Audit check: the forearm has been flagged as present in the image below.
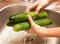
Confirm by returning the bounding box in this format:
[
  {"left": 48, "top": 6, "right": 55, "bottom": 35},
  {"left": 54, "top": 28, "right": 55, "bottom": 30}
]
[
  {"left": 36, "top": 27, "right": 60, "bottom": 37},
  {"left": 46, "top": 27, "right": 60, "bottom": 37}
]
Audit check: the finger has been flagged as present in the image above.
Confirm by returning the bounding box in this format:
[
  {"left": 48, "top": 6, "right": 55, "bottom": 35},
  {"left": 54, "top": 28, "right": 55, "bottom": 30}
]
[
  {"left": 27, "top": 15, "right": 35, "bottom": 26},
  {"left": 35, "top": 2, "right": 49, "bottom": 14},
  {"left": 35, "top": 4, "right": 42, "bottom": 14},
  {"left": 27, "top": 1, "right": 39, "bottom": 11}
]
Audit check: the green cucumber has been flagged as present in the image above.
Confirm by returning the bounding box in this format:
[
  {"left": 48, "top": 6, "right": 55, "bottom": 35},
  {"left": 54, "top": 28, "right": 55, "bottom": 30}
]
[
  {"left": 13, "top": 18, "right": 52, "bottom": 31},
  {"left": 9, "top": 11, "right": 47, "bottom": 23}
]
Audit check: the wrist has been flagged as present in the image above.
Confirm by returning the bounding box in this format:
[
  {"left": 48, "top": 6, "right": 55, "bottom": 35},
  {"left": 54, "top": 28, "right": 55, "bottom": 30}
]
[{"left": 35, "top": 27, "right": 49, "bottom": 37}]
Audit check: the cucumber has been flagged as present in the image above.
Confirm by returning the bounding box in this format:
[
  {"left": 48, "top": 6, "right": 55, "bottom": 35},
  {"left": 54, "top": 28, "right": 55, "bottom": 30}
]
[
  {"left": 13, "top": 22, "right": 30, "bottom": 31},
  {"left": 9, "top": 12, "right": 28, "bottom": 23},
  {"left": 9, "top": 11, "right": 47, "bottom": 23},
  {"left": 13, "top": 18, "right": 52, "bottom": 31},
  {"left": 7, "top": 22, "right": 16, "bottom": 26},
  {"left": 36, "top": 11, "right": 47, "bottom": 19}
]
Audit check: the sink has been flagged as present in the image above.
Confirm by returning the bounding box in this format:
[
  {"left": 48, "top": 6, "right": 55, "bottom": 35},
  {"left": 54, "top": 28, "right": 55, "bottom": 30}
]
[{"left": 0, "top": 4, "right": 60, "bottom": 44}]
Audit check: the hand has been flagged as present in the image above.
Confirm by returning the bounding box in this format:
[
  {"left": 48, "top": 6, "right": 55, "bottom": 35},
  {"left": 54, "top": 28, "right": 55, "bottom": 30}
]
[
  {"left": 26, "top": 0, "right": 51, "bottom": 14},
  {"left": 26, "top": 15, "right": 47, "bottom": 37}
]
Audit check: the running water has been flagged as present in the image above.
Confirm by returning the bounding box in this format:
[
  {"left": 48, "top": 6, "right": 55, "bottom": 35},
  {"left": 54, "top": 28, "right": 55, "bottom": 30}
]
[
  {"left": 0, "top": 26, "right": 47, "bottom": 44},
  {"left": 22, "top": 34, "right": 46, "bottom": 44}
]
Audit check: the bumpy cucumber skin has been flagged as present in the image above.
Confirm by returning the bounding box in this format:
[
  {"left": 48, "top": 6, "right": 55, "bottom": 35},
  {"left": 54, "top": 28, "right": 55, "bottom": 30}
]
[
  {"left": 9, "top": 12, "right": 28, "bottom": 23},
  {"left": 9, "top": 11, "right": 47, "bottom": 23},
  {"left": 13, "top": 22, "right": 30, "bottom": 31},
  {"left": 13, "top": 18, "right": 52, "bottom": 31},
  {"left": 37, "top": 12, "right": 47, "bottom": 19},
  {"left": 35, "top": 18, "right": 52, "bottom": 26}
]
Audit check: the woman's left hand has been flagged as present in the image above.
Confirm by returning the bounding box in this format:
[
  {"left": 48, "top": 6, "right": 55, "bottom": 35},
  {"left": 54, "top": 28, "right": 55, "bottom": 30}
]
[{"left": 26, "top": 15, "right": 47, "bottom": 37}]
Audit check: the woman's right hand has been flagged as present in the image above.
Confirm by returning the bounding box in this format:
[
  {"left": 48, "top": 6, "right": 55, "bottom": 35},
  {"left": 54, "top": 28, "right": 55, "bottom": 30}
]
[{"left": 26, "top": 0, "right": 52, "bottom": 14}]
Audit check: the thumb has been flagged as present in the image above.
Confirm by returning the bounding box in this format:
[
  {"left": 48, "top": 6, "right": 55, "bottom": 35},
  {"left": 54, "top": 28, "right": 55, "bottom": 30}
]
[{"left": 27, "top": 15, "right": 35, "bottom": 26}]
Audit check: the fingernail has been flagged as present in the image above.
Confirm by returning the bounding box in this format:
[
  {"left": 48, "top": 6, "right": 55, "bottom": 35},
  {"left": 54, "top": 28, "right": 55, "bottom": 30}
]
[{"left": 35, "top": 11, "right": 38, "bottom": 15}]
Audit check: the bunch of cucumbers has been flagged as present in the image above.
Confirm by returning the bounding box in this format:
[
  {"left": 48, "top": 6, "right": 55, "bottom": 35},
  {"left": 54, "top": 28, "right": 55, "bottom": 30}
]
[{"left": 7, "top": 11, "right": 52, "bottom": 31}]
